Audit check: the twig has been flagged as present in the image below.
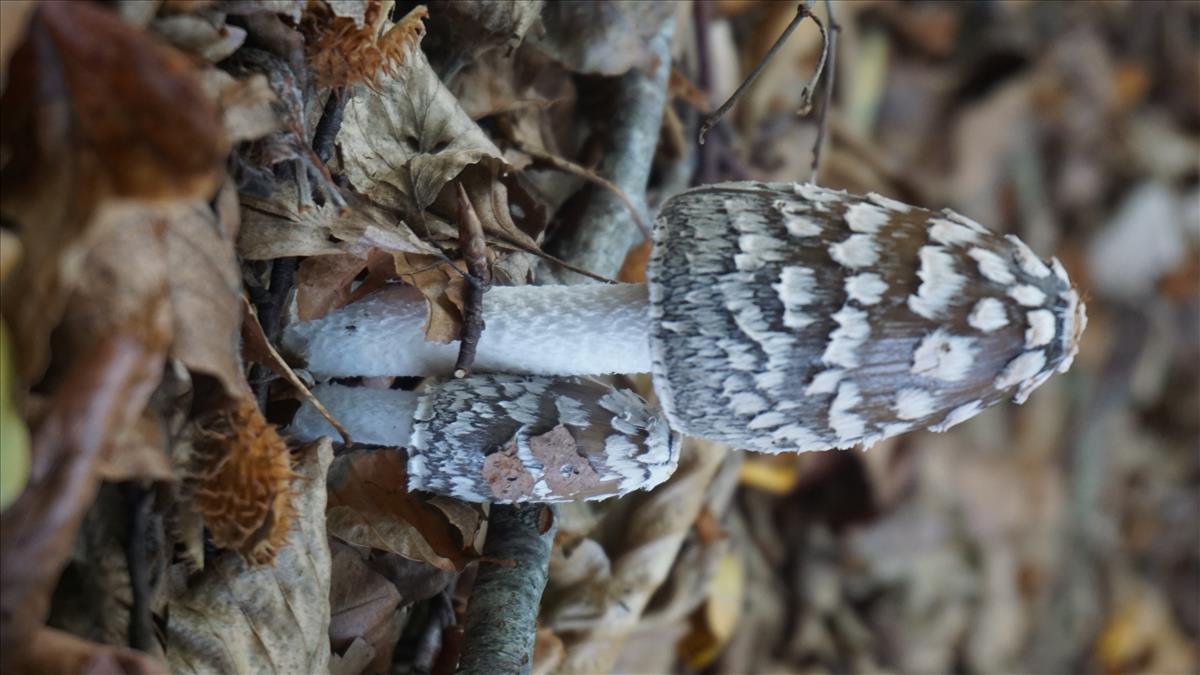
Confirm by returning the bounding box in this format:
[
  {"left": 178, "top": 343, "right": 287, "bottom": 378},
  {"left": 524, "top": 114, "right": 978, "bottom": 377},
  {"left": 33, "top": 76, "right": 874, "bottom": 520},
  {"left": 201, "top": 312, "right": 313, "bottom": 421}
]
[
  {"left": 453, "top": 183, "right": 491, "bottom": 378},
  {"left": 547, "top": 17, "right": 675, "bottom": 281},
  {"left": 312, "top": 88, "right": 347, "bottom": 166},
  {"left": 241, "top": 297, "right": 354, "bottom": 446},
  {"left": 124, "top": 483, "right": 155, "bottom": 653},
  {"left": 809, "top": 0, "right": 839, "bottom": 183},
  {"left": 510, "top": 138, "right": 652, "bottom": 241},
  {"left": 456, "top": 504, "right": 558, "bottom": 675},
  {"left": 698, "top": 2, "right": 830, "bottom": 146},
  {"left": 252, "top": 256, "right": 296, "bottom": 409}
]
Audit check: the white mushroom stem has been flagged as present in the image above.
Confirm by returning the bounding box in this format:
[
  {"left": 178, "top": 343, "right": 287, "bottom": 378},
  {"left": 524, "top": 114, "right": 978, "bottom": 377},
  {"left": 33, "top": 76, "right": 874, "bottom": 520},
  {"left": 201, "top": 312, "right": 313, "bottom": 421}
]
[
  {"left": 291, "top": 384, "right": 415, "bottom": 446},
  {"left": 283, "top": 283, "right": 651, "bottom": 377}
]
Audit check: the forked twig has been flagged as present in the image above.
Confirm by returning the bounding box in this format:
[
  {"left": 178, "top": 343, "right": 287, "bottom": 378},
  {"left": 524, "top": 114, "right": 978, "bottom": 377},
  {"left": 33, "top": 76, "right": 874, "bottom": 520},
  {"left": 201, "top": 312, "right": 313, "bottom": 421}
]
[{"left": 697, "top": 2, "right": 833, "bottom": 147}]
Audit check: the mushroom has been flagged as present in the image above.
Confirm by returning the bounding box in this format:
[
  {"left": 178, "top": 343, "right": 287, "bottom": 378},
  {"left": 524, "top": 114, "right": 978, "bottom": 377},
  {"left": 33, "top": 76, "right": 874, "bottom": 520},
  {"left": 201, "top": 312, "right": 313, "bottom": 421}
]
[
  {"left": 291, "top": 374, "right": 677, "bottom": 503},
  {"left": 285, "top": 181, "right": 1086, "bottom": 456}
]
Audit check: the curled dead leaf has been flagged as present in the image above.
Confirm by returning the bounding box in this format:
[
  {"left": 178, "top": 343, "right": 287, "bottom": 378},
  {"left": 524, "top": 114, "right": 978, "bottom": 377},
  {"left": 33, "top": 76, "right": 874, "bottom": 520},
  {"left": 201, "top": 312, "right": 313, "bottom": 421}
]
[{"left": 326, "top": 448, "right": 481, "bottom": 571}]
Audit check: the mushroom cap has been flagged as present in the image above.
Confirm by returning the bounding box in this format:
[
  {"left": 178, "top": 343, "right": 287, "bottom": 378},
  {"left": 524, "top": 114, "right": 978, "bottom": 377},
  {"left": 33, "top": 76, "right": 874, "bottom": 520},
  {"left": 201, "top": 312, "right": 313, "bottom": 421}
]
[
  {"left": 409, "top": 375, "right": 677, "bottom": 503},
  {"left": 647, "top": 182, "right": 1085, "bottom": 453}
]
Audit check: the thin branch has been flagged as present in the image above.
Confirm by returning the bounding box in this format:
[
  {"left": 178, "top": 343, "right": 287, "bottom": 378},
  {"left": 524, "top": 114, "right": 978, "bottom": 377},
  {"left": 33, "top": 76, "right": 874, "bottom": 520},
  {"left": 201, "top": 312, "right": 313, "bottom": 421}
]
[
  {"left": 124, "top": 483, "right": 155, "bottom": 653},
  {"left": 547, "top": 17, "right": 674, "bottom": 281},
  {"left": 456, "top": 504, "right": 558, "bottom": 675},
  {"left": 809, "top": 0, "right": 840, "bottom": 183},
  {"left": 510, "top": 138, "right": 652, "bottom": 241},
  {"left": 698, "top": 2, "right": 831, "bottom": 146}
]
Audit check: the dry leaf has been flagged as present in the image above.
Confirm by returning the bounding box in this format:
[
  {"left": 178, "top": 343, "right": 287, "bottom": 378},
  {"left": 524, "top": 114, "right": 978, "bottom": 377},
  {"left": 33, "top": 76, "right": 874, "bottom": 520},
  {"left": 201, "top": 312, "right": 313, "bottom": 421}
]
[
  {"left": 0, "top": 0, "right": 36, "bottom": 91},
  {"left": 3, "top": 0, "right": 225, "bottom": 207},
  {"left": 547, "top": 438, "right": 728, "bottom": 673},
  {"left": 197, "top": 68, "right": 282, "bottom": 144},
  {"left": 296, "top": 254, "right": 370, "bottom": 321},
  {"left": 168, "top": 439, "right": 333, "bottom": 674},
  {"left": 0, "top": 336, "right": 164, "bottom": 661},
  {"left": 165, "top": 187, "right": 249, "bottom": 400},
  {"left": 0, "top": 1, "right": 225, "bottom": 383},
  {"left": 356, "top": 251, "right": 469, "bottom": 344},
  {"left": 447, "top": 1, "right": 543, "bottom": 48},
  {"left": 96, "top": 409, "right": 174, "bottom": 482},
  {"left": 153, "top": 12, "right": 247, "bottom": 62},
  {"left": 338, "top": 43, "right": 544, "bottom": 246},
  {"left": 13, "top": 625, "right": 167, "bottom": 675},
  {"left": 326, "top": 448, "right": 480, "bottom": 571},
  {"left": 329, "top": 540, "right": 406, "bottom": 674},
  {"left": 239, "top": 183, "right": 439, "bottom": 260}
]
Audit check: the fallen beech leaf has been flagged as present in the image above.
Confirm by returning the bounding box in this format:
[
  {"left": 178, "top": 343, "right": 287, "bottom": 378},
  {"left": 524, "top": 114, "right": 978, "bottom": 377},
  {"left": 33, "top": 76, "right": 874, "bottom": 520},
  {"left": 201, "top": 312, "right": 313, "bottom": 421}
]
[
  {"left": 3, "top": 0, "right": 225, "bottom": 206},
  {"left": 547, "top": 438, "right": 727, "bottom": 673},
  {"left": 338, "top": 42, "right": 545, "bottom": 249},
  {"left": 352, "top": 251, "right": 469, "bottom": 344},
  {"left": 0, "top": 4, "right": 226, "bottom": 383},
  {"left": 153, "top": 12, "right": 247, "bottom": 62},
  {"left": 96, "top": 409, "right": 174, "bottom": 482},
  {"left": 677, "top": 550, "right": 744, "bottom": 668},
  {"left": 329, "top": 637, "right": 376, "bottom": 675},
  {"left": 0, "top": 336, "right": 163, "bottom": 660},
  {"left": 441, "top": 0, "right": 543, "bottom": 55},
  {"left": 296, "top": 254, "right": 369, "bottom": 321},
  {"left": 0, "top": 0, "right": 35, "bottom": 91},
  {"left": 239, "top": 183, "right": 439, "bottom": 261},
  {"left": 326, "top": 448, "right": 478, "bottom": 571},
  {"left": 13, "top": 625, "right": 166, "bottom": 675},
  {"left": 197, "top": 68, "right": 281, "bottom": 143},
  {"left": 168, "top": 439, "right": 333, "bottom": 674},
  {"left": 329, "top": 540, "right": 406, "bottom": 674},
  {"left": 165, "top": 185, "right": 249, "bottom": 399}
]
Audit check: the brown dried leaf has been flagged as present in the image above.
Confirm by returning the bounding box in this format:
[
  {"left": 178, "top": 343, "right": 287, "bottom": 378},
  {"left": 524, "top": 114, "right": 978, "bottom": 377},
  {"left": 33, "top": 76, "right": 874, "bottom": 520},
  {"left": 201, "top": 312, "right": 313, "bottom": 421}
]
[
  {"left": 1, "top": 2, "right": 225, "bottom": 383},
  {"left": 393, "top": 253, "right": 467, "bottom": 344},
  {"left": 197, "top": 68, "right": 281, "bottom": 143},
  {"left": 326, "top": 448, "right": 479, "bottom": 571},
  {"left": 152, "top": 11, "right": 247, "bottom": 62},
  {"left": 547, "top": 438, "right": 728, "bottom": 673},
  {"left": 0, "top": 336, "right": 164, "bottom": 660},
  {"left": 0, "top": 0, "right": 35, "bottom": 91},
  {"left": 165, "top": 186, "right": 249, "bottom": 400},
  {"left": 2, "top": 0, "right": 225, "bottom": 208},
  {"left": 296, "top": 254, "right": 369, "bottom": 321},
  {"left": 337, "top": 43, "right": 545, "bottom": 248},
  {"left": 439, "top": 0, "right": 544, "bottom": 55},
  {"left": 96, "top": 409, "right": 174, "bottom": 482},
  {"left": 529, "top": 1, "right": 675, "bottom": 76},
  {"left": 12, "top": 626, "right": 167, "bottom": 675},
  {"left": 239, "top": 183, "right": 440, "bottom": 260},
  {"left": 329, "top": 540, "right": 405, "bottom": 674},
  {"left": 168, "top": 439, "right": 333, "bottom": 674}
]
